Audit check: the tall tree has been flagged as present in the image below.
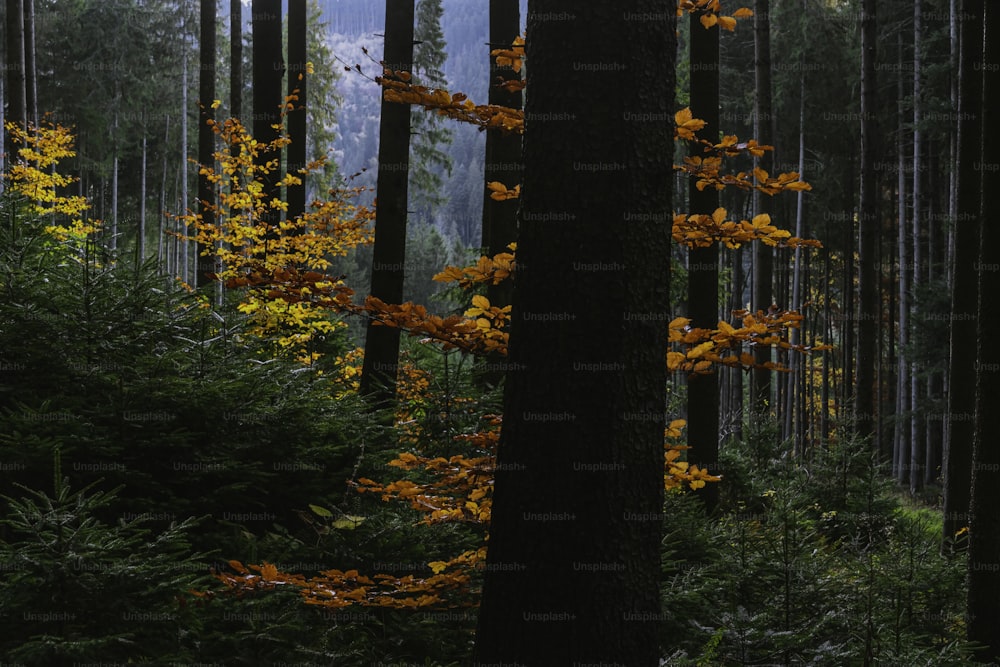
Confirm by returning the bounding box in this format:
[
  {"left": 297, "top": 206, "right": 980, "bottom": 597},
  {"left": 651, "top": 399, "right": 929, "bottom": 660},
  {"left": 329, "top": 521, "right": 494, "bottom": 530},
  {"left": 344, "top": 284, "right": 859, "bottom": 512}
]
[
  {"left": 479, "top": 0, "right": 523, "bottom": 388},
  {"left": 286, "top": 0, "right": 308, "bottom": 223},
  {"left": 482, "top": 0, "right": 522, "bottom": 309},
  {"left": 23, "top": 0, "right": 36, "bottom": 128},
  {"left": 472, "top": 0, "right": 675, "bottom": 662},
  {"left": 751, "top": 0, "right": 774, "bottom": 415},
  {"left": 231, "top": 0, "right": 242, "bottom": 124},
  {"left": 252, "top": 0, "right": 285, "bottom": 228},
  {"left": 942, "top": 0, "right": 983, "bottom": 548},
  {"left": 409, "top": 0, "right": 452, "bottom": 221},
  {"left": 358, "top": 0, "right": 415, "bottom": 405},
  {"left": 686, "top": 6, "right": 720, "bottom": 511},
  {"left": 197, "top": 0, "right": 217, "bottom": 287},
  {"left": 4, "top": 0, "right": 26, "bottom": 162},
  {"left": 910, "top": 0, "right": 925, "bottom": 494},
  {"left": 968, "top": 0, "right": 996, "bottom": 657},
  {"left": 855, "top": 0, "right": 879, "bottom": 440}
]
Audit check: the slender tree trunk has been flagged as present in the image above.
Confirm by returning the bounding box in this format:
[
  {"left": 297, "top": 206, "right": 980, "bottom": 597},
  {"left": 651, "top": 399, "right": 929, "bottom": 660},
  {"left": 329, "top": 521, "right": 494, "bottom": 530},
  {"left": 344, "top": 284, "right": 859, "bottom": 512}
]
[
  {"left": 908, "top": 0, "right": 925, "bottom": 495},
  {"left": 730, "top": 247, "right": 744, "bottom": 442},
  {"left": 197, "top": 0, "right": 217, "bottom": 287},
  {"left": 111, "top": 122, "right": 119, "bottom": 253},
  {"left": 181, "top": 42, "right": 190, "bottom": 283},
  {"left": 968, "top": 2, "right": 997, "bottom": 654},
  {"left": 943, "top": 0, "right": 984, "bottom": 549},
  {"left": 895, "top": 62, "right": 910, "bottom": 484},
  {"left": 785, "top": 68, "right": 806, "bottom": 455},
  {"left": 358, "top": 0, "right": 415, "bottom": 405},
  {"left": 159, "top": 117, "right": 170, "bottom": 273},
  {"left": 286, "top": 0, "right": 307, "bottom": 223},
  {"left": 480, "top": 0, "right": 522, "bottom": 388},
  {"left": 752, "top": 0, "right": 774, "bottom": 416},
  {"left": 855, "top": 0, "right": 879, "bottom": 441},
  {"left": 139, "top": 134, "right": 147, "bottom": 265},
  {"left": 686, "top": 5, "right": 720, "bottom": 511},
  {"left": 472, "top": 1, "right": 674, "bottom": 660}
]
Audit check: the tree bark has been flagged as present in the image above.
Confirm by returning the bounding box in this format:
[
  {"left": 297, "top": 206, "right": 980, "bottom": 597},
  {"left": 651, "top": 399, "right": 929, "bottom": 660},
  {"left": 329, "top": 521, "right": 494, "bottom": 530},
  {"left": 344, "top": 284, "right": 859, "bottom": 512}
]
[
  {"left": 198, "top": 0, "right": 217, "bottom": 287},
  {"left": 943, "top": 0, "right": 984, "bottom": 549},
  {"left": 968, "top": 0, "right": 998, "bottom": 656},
  {"left": 286, "top": 0, "right": 308, "bottom": 223},
  {"left": 686, "top": 6, "right": 720, "bottom": 512},
  {"left": 478, "top": 0, "right": 523, "bottom": 389},
  {"left": 472, "top": 1, "right": 674, "bottom": 662},
  {"left": 4, "top": 0, "right": 26, "bottom": 161},
  {"left": 909, "top": 0, "right": 924, "bottom": 494},
  {"left": 358, "top": 0, "right": 415, "bottom": 405},
  {"left": 231, "top": 0, "right": 242, "bottom": 123},
  {"left": 22, "top": 0, "right": 36, "bottom": 128},
  {"left": 752, "top": 0, "right": 774, "bottom": 415},
  {"left": 252, "top": 0, "right": 285, "bottom": 235},
  {"left": 855, "top": 0, "right": 879, "bottom": 441}
]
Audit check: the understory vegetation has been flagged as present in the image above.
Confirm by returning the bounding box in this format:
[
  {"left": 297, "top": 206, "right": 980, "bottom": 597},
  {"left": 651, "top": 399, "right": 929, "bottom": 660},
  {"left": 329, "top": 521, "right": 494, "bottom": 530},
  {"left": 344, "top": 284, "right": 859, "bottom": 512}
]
[{"left": 0, "top": 193, "right": 980, "bottom": 664}]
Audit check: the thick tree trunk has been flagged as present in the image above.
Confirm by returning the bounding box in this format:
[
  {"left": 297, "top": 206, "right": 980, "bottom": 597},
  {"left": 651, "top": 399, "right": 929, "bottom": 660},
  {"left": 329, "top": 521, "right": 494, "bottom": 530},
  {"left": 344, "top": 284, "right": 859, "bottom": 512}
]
[
  {"left": 943, "top": 0, "right": 983, "bottom": 549},
  {"left": 479, "top": 0, "right": 522, "bottom": 387},
  {"left": 472, "top": 1, "right": 674, "bottom": 662},
  {"left": 968, "top": 1, "right": 997, "bottom": 656},
  {"left": 687, "top": 7, "right": 720, "bottom": 511},
  {"left": 358, "top": 0, "right": 415, "bottom": 405},
  {"left": 252, "top": 0, "right": 285, "bottom": 235},
  {"left": 22, "top": 0, "right": 36, "bottom": 128},
  {"left": 286, "top": 0, "right": 307, "bottom": 223},
  {"left": 4, "top": 0, "right": 26, "bottom": 161},
  {"left": 197, "top": 0, "right": 217, "bottom": 287},
  {"left": 855, "top": 0, "right": 879, "bottom": 441}
]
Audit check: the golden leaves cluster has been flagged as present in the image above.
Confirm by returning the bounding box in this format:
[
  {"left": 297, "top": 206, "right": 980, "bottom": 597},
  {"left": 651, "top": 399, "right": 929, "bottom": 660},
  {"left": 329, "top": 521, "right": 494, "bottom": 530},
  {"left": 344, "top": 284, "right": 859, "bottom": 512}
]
[
  {"left": 3, "top": 120, "right": 98, "bottom": 241},
  {"left": 673, "top": 208, "right": 823, "bottom": 249}
]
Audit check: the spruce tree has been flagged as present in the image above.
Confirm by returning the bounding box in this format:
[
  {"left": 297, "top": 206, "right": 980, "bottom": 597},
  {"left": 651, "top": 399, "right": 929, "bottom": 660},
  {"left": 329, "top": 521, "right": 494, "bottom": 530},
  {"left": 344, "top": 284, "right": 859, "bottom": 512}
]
[{"left": 409, "top": 0, "right": 453, "bottom": 223}]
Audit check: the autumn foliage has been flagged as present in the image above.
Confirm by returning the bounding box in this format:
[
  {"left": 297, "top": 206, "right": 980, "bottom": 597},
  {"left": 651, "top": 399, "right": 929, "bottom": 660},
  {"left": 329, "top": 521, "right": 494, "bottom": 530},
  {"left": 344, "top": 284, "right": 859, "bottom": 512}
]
[{"left": 204, "top": 9, "right": 834, "bottom": 612}]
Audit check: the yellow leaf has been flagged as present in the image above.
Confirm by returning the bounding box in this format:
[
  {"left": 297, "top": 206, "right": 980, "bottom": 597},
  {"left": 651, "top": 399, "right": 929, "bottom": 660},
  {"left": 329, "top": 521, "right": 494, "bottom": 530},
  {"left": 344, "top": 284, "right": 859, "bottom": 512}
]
[
  {"left": 734, "top": 7, "right": 754, "bottom": 18},
  {"left": 428, "top": 560, "right": 448, "bottom": 574},
  {"left": 700, "top": 12, "right": 718, "bottom": 28},
  {"left": 719, "top": 15, "right": 737, "bottom": 31}
]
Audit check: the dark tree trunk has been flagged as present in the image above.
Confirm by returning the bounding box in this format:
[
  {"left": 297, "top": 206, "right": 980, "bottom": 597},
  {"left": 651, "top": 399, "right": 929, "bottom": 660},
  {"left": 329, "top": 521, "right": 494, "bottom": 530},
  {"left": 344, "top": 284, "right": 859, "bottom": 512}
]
[
  {"left": 22, "top": 0, "right": 35, "bottom": 128},
  {"left": 197, "top": 0, "right": 217, "bottom": 288},
  {"left": 4, "top": 0, "right": 26, "bottom": 161},
  {"left": 968, "top": 0, "right": 998, "bottom": 657},
  {"left": 855, "top": 0, "right": 879, "bottom": 441},
  {"left": 252, "top": 0, "right": 285, "bottom": 232},
  {"left": 479, "top": 0, "right": 522, "bottom": 387},
  {"left": 231, "top": 0, "right": 242, "bottom": 128},
  {"left": 286, "top": 0, "right": 308, "bottom": 223},
  {"left": 752, "top": 0, "right": 774, "bottom": 415},
  {"left": 943, "top": 0, "right": 984, "bottom": 549},
  {"left": 472, "top": 1, "right": 675, "bottom": 663},
  {"left": 686, "top": 7, "right": 720, "bottom": 512},
  {"left": 358, "top": 0, "right": 415, "bottom": 405}
]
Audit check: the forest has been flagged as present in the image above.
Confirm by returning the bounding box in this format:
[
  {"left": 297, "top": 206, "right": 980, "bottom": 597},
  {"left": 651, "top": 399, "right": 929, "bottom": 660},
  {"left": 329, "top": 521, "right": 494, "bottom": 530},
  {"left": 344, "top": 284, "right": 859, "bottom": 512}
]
[{"left": 0, "top": 0, "right": 997, "bottom": 664}]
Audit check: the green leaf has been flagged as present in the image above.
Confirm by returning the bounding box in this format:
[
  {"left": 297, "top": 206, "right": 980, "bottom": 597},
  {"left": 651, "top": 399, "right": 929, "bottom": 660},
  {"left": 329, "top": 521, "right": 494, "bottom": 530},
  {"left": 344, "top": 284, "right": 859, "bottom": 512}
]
[{"left": 308, "top": 503, "right": 333, "bottom": 518}]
